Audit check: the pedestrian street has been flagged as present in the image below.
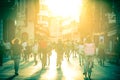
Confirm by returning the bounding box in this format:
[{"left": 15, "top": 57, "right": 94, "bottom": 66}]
[{"left": 0, "top": 51, "right": 120, "bottom": 80}]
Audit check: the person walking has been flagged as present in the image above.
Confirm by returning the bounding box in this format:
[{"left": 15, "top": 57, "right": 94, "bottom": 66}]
[
  {"left": 32, "top": 41, "right": 39, "bottom": 65},
  {"left": 83, "top": 37, "right": 95, "bottom": 79},
  {"left": 11, "top": 38, "right": 22, "bottom": 75},
  {"left": 56, "top": 39, "right": 64, "bottom": 68},
  {"left": 114, "top": 39, "right": 120, "bottom": 65},
  {"left": 24, "top": 42, "right": 31, "bottom": 62},
  {"left": 0, "top": 40, "right": 5, "bottom": 67},
  {"left": 98, "top": 39, "right": 106, "bottom": 66},
  {"left": 40, "top": 39, "right": 48, "bottom": 68},
  {"left": 4, "top": 40, "right": 11, "bottom": 59},
  {"left": 21, "top": 41, "right": 27, "bottom": 61}
]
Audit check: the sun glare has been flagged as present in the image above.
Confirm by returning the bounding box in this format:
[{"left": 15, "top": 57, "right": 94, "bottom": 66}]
[
  {"left": 49, "top": 49, "right": 57, "bottom": 70},
  {"left": 46, "top": 0, "right": 82, "bottom": 21}
]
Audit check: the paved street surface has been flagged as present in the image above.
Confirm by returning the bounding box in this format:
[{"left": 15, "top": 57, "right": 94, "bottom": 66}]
[{"left": 0, "top": 53, "right": 120, "bottom": 80}]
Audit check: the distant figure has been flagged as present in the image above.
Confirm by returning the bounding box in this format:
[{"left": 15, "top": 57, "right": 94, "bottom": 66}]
[
  {"left": 56, "top": 39, "right": 64, "bottom": 68},
  {"left": 21, "top": 41, "right": 27, "bottom": 61},
  {"left": 25, "top": 42, "right": 32, "bottom": 62},
  {"left": 114, "top": 39, "right": 120, "bottom": 65},
  {"left": 32, "top": 41, "right": 39, "bottom": 65},
  {"left": 4, "top": 40, "right": 11, "bottom": 58},
  {"left": 83, "top": 37, "right": 95, "bottom": 79},
  {"left": 11, "top": 38, "right": 22, "bottom": 75},
  {"left": 78, "top": 41, "right": 84, "bottom": 66},
  {"left": 39, "top": 39, "right": 48, "bottom": 68},
  {"left": 0, "top": 40, "right": 5, "bottom": 66},
  {"left": 98, "top": 39, "right": 105, "bottom": 66}
]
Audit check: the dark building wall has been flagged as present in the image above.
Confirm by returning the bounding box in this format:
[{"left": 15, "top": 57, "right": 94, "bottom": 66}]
[
  {"left": 0, "top": 0, "right": 16, "bottom": 41},
  {"left": 3, "top": 19, "right": 15, "bottom": 41}
]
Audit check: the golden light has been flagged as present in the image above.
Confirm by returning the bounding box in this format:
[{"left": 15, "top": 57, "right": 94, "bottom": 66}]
[
  {"left": 46, "top": 0, "right": 82, "bottom": 22},
  {"left": 61, "top": 57, "right": 84, "bottom": 80},
  {"left": 41, "top": 50, "right": 57, "bottom": 80},
  {"left": 49, "top": 49, "right": 57, "bottom": 70}
]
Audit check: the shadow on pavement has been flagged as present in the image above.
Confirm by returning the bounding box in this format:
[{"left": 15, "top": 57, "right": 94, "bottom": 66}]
[
  {"left": 57, "top": 68, "right": 63, "bottom": 80},
  {"left": 84, "top": 77, "right": 93, "bottom": 80},
  {"left": 27, "top": 68, "right": 46, "bottom": 79},
  {"left": 103, "top": 65, "right": 110, "bottom": 67},
  {"left": 20, "top": 61, "right": 34, "bottom": 69},
  {"left": 6, "top": 75, "right": 17, "bottom": 80}
]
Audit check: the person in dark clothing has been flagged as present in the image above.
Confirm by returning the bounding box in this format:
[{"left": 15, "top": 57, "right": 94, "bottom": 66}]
[
  {"left": 114, "top": 39, "right": 120, "bottom": 65},
  {"left": 24, "top": 42, "right": 31, "bottom": 62},
  {"left": 47, "top": 42, "right": 52, "bottom": 66},
  {"left": 32, "top": 41, "right": 39, "bottom": 65},
  {"left": 98, "top": 39, "right": 105, "bottom": 66},
  {"left": 40, "top": 39, "right": 48, "bottom": 68},
  {"left": 56, "top": 39, "right": 64, "bottom": 68},
  {"left": 0, "top": 40, "right": 5, "bottom": 66},
  {"left": 38, "top": 40, "right": 43, "bottom": 61},
  {"left": 11, "top": 38, "right": 22, "bottom": 75}
]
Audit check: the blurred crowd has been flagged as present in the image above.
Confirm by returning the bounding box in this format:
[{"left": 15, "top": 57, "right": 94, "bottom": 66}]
[{"left": 0, "top": 36, "right": 120, "bottom": 78}]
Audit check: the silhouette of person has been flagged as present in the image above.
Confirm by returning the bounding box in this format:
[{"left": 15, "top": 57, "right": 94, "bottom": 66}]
[
  {"left": 11, "top": 38, "right": 22, "bottom": 75},
  {"left": 40, "top": 39, "right": 48, "bottom": 68},
  {"left": 98, "top": 39, "right": 105, "bottom": 66},
  {"left": 0, "top": 40, "right": 5, "bottom": 66}
]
